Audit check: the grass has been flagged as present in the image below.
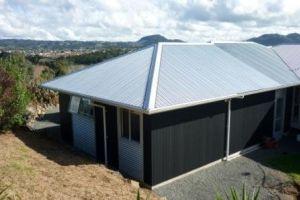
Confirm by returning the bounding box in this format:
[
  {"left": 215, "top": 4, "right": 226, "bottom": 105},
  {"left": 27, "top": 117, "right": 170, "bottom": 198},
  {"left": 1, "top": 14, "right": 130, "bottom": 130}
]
[
  {"left": 0, "top": 131, "right": 157, "bottom": 199},
  {"left": 267, "top": 154, "right": 300, "bottom": 185}
]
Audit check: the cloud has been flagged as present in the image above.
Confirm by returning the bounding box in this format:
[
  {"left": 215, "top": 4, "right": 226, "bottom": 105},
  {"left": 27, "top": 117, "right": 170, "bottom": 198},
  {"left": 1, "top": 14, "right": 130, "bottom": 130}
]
[{"left": 0, "top": 0, "right": 299, "bottom": 42}]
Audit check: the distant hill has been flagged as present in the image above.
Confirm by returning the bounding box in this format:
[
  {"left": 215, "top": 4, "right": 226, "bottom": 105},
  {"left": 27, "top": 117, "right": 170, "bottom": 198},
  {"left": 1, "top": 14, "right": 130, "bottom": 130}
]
[
  {"left": 0, "top": 34, "right": 183, "bottom": 52},
  {"left": 247, "top": 33, "right": 300, "bottom": 46},
  {"left": 137, "top": 34, "right": 183, "bottom": 46}
]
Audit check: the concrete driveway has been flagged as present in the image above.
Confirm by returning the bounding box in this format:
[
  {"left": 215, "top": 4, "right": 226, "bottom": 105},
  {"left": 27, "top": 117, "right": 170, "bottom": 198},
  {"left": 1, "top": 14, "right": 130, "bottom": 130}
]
[{"left": 154, "top": 136, "right": 300, "bottom": 200}]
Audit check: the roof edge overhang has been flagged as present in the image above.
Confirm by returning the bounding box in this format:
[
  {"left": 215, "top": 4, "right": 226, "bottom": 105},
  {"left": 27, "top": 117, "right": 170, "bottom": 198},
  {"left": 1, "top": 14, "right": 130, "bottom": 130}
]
[
  {"left": 145, "top": 82, "right": 300, "bottom": 114},
  {"left": 42, "top": 82, "right": 300, "bottom": 115},
  {"left": 41, "top": 85, "right": 147, "bottom": 113}
]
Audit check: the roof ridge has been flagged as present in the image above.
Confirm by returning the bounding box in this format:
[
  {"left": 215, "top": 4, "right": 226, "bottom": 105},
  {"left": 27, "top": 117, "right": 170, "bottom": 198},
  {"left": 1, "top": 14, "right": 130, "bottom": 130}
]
[
  {"left": 142, "top": 43, "right": 163, "bottom": 111},
  {"left": 271, "top": 47, "right": 300, "bottom": 79}
]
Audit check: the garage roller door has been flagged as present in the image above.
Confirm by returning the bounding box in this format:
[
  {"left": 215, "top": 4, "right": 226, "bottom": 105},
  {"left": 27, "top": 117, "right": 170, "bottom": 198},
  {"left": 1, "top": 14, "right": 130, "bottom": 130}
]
[{"left": 72, "top": 114, "right": 96, "bottom": 157}]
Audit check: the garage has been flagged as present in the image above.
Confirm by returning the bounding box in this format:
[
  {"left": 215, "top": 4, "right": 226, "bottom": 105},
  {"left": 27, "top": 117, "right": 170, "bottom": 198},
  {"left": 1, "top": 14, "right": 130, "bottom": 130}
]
[{"left": 70, "top": 97, "right": 96, "bottom": 157}]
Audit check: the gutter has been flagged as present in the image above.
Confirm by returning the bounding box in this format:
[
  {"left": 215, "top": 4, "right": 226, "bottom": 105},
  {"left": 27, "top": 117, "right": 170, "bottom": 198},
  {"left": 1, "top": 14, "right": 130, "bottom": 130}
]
[
  {"left": 40, "top": 85, "right": 147, "bottom": 114},
  {"left": 147, "top": 82, "right": 300, "bottom": 114},
  {"left": 41, "top": 82, "right": 300, "bottom": 115}
]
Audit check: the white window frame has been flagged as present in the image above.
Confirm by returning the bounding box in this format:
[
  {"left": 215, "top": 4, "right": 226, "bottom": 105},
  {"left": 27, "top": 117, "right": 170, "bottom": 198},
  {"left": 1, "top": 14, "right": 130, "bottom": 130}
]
[
  {"left": 117, "top": 108, "right": 143, "bottom": 145},
  {"left": 78, "top": 98, "right": 94, "bottom": 118},
  {"left": 273, "top": 89, "right": 286, "bottom": 140},
  {"left": 68, "top": 96, "right": 81, "bottom": 114}
]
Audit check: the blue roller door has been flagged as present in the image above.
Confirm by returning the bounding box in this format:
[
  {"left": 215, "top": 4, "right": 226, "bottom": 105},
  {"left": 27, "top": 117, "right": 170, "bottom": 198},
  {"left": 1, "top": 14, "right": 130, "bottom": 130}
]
[{"left": 72, "top": 114, "right": 96, "bottom": 157}]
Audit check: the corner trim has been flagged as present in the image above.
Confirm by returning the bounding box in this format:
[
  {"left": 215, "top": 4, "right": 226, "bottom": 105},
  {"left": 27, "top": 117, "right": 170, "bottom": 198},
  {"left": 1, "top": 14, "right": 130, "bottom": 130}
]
[{"left": 147, "top": 43, "right": 163, "bottom": 110}]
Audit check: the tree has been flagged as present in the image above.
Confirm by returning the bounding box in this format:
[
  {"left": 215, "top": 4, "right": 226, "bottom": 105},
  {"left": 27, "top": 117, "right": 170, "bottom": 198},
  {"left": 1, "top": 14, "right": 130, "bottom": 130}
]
[
  {"left": 53, "top": 59, "right": 71, "bottom": 76},
  {"left": 0, "top": 54, "right": 31, "bottom": 130}
]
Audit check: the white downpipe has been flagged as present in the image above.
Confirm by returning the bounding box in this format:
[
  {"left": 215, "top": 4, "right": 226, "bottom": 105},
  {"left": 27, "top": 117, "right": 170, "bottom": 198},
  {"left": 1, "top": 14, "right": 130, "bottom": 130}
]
[{"left": 225, "top": 99, "right": 231, "bottom": 161}]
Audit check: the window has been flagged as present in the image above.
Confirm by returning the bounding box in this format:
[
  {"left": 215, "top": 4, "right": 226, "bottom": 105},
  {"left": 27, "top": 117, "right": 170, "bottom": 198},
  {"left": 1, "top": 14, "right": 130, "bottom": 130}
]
[
  {"left": 121, "top": 109, "right": 129, "bottom": 139},
  {"left": 69, "top": 96, "right": 81, "bottom": 113},
  {"left": 130, "top": 112, "right": 140, "bottom": 142},
  {"left": 120, "top": 109, "right": 141, "bottom": 143},
  {"left": 78, "top": 98, "right": 94, "bottom": 117}
]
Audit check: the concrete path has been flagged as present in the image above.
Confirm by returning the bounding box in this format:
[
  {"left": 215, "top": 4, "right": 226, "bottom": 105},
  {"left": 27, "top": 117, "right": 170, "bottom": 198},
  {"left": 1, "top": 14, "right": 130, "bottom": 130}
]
[
  {"left": 30, "top": 106, "right": 61, "bottom": 140},
  {"left": 154, "top": 136, "right": 300, "bottom": 200}
]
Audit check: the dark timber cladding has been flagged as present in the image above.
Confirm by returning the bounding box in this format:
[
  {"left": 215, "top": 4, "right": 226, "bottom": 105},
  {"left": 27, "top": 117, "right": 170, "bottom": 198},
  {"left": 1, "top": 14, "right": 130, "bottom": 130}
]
[
  {"left": 284, "top": 87, "right": 293, "bottom": 132},
  {"left": 230, "top": 91, "right": 275, "bottom": 154},
  {"left": 94, "top": 103, "right": 119, "bottom": 168},
  {"left": 59, "top": 93, "right": 73, "bottom": 144},
  {"left": 144, "top": 101, "right": 227, "bottom": 185}
]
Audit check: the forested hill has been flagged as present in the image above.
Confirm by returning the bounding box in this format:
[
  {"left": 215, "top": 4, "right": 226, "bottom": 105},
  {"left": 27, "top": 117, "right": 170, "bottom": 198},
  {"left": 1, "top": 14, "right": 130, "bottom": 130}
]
[
  {"left": 0, "top": 34, "right": 183, "bottom": 52},
  {"left": 247, "top": 33, "right": 300, "bottom": 46}
]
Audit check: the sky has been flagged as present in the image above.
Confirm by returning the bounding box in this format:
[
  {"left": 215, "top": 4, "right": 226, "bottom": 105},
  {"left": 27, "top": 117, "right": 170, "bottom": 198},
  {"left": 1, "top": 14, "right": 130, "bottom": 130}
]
[{"left": 0, "top": 0, "right": 300, "bottom": 42}]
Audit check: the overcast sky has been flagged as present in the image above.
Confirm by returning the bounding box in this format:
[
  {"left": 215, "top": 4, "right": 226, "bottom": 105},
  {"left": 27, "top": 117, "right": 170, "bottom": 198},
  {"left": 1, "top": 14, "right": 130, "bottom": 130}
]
[{"left": 0, "top": 0, "right": 300, "bottom": 42}]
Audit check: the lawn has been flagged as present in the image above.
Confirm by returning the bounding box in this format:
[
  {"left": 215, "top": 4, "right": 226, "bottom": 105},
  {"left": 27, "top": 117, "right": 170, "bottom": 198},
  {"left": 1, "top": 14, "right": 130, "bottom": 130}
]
[
  {"left": 0, "top": 130, "right": 157, "bottom": 200},
  {"left": 267, "top": 154, "right": 300, "bottom": 185}
]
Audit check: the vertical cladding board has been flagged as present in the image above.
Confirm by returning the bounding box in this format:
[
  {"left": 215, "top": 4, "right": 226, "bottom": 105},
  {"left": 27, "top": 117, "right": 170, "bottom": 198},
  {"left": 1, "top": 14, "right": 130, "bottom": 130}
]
[
  {"left": 230, "top": 91, "right": 275, "bottom": 154},
  {"left": 72, "top": 114, "right": 96, "bottom": 157},
  {"left": 143, "top": 114, "right": 152, "bottom": 185},
  {"left": 95, "top": 106, "right": 105, "bottom": 162},
  {"left": 59, "top": 93, "right": 73, "bottom": 144},
  {"left": 119, "top": 138, "right": 144, "bottom": 180},
  {"left": 148, "top": 101, "right": 227, "bottom": 185}
]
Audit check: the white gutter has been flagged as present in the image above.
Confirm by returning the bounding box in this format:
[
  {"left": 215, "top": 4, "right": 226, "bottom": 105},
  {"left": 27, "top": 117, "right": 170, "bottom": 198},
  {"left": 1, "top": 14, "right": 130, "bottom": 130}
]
[
  {"left": 147, "top": 82, "right": 300, "bottom": 114},
  {"left": 225, "top": 99, "right": 231, "bottom": 161},
  {"left": 42, "top": 82, "right": 300, "bottom": 115},
  {"left": 41, "top": 86, "right": 146, "bottom": 114}
]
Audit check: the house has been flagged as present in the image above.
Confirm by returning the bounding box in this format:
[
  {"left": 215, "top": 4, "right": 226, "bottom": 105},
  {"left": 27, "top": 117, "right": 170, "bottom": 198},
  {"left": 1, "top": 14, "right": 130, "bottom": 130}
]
[
  {"left": 274, "top": 45, "right": 300, "bottom": 130},
  {"left": 42, "top": 42, "right": 300, "bottom": 188}
]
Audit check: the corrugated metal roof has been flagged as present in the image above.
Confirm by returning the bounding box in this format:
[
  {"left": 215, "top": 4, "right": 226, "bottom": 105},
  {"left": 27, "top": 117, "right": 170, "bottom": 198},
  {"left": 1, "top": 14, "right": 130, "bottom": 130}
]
[
  {"left": 215, "top": 42, "right": 300, "bottom": 85},
  {"left": 42, "top": 46, "right": 155, "bottom": 110},
  {"left": 274, "top": 45, "right": 300, "bottom": 77},
  {"left": 42, "top": 42, "right": 300, "bottom": 114},
  {"left": 155, "top": 44, "right": 280, "bottom": 109}
]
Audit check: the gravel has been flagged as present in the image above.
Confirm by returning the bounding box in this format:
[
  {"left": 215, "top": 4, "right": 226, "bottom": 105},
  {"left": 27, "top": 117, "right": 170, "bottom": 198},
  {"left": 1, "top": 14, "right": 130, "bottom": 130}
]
[{"left": 154, "top": 137, "right": 300, "bottom": 200}]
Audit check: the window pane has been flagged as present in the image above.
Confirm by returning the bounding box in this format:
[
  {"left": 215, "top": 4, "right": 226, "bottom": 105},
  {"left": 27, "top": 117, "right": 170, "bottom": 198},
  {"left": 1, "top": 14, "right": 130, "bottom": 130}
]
[
  {"left": 131, "top": 113, "right": 140, "bottom": 142},
  {"left": 276, "top": 98, "right": 283, "bottom": 117},
  {"left": 78, "top": 98, "right": 94, "bottom": 117},
  {"left": 69, "top": 96, "right": 81, "bottom": 113},
  {"left": 275, "top": 119, "right": 282, "bottom": 132},
  {"left": 121, "top": 110, "right": 129, "bottom": 139},
  {"left": 295, "top": 88, "right": 300, "bottom": 102},
  {"left": 294, "top": 105, "right": 299, "bottom": 121}
]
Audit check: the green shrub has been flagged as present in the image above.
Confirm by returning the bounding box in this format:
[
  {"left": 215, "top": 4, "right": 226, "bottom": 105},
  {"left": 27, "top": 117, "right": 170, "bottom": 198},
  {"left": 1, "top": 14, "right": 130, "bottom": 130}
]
[
  {"left": 53, "top": 59, "right": 71, "bottom": 76},
  {"left": 0, "top": 54, "right": 31, "bottom": 130},
  {"left": 136, "top": 189, "right": 140, "bottom": 200},
  {"left": 215, "top": 184, "right": 260, "bottom": 200}
]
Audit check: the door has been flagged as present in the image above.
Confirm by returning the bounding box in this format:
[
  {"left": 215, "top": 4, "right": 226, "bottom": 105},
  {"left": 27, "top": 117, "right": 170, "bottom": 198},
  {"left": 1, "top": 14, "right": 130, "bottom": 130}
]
[
  {"left": 72, "top": 114, "right": 96, "bottom": 157},
  {"left": 95, "top": 106, "right": 107, "bottom": 164},
  {"left": 105, "top": 105, "right": 119, "bottom": 168},
  {"left": 273, "top": 89, "right": 286, "bottom": 140}
]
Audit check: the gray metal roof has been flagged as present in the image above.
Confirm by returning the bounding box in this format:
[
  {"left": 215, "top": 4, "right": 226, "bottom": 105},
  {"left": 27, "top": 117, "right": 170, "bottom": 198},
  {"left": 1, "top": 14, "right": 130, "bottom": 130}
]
[
  {"left": 216, "top": 42, "right": 300, "bottom": 85},
  {"left": 273, "top": 45, "right": 300, "bottom": 77},
  {"left": 42, "top": 42, "right": 300, "bottom": 114},
  {"left": 43, "top": 46, "right": 155, "bottom": 111}
]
